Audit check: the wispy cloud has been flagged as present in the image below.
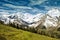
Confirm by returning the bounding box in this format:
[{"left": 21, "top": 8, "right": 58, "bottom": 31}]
[
  {"left": 4, "top": 4, "right": 32, "bottom": 9},
  {"left": 29, "top": 0, "right": 47, "bottom": 6}
]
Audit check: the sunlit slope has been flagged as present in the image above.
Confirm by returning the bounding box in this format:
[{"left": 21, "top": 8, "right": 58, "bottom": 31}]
[{"left": 0, "top": 24, "right": 59, "bottom": 40}]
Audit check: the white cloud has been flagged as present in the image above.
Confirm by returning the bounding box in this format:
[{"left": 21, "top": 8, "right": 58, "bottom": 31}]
[
  {"left": 29, "top": 0, "right": 47, "bottom": 5},
  {"left": 4, "top": 4, "right": 32, "bottom": 9},
  {"left": 0, "top": 9, "right": 17, "bottom": 13},
  {"left": 0, "top": 11, "right": 9, "bottom": 15}
]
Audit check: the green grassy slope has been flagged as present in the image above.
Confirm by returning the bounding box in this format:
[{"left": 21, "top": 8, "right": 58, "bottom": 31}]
[{"left": 0, "top": 24, "right": 59, "bottom": 40}]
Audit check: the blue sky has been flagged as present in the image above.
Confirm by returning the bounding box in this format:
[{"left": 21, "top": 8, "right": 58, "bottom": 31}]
[{"left": 0, "top": 0, "right": 60, "bottom": 14}]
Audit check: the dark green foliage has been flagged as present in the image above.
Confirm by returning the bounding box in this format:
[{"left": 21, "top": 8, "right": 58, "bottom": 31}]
[
  {"left": 40, "top": 26, "right": 46, "bottom": 29},
  {"left": 0, "top": 20, "right": 4, "bottom": 24},
  {"left": 57, "top": 27, "right": 60, "bottom": 31},
  {"left": 9, "top": 22, "right": 16, "bottom": 28},
  {"left": 27, "top": 27, "right": 37, "bottom": 33},
  {"left": 36, "top": 25, "right": 46, "bottom": 31}
]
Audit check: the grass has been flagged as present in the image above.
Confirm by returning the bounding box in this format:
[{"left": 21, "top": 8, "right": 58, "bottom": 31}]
[{"left": 0, "top": 24, "right": 59, "bottom": 40}]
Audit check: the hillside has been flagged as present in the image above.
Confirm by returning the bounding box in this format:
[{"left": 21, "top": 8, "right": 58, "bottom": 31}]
[{"left": 0, "top": 24, "right": 59, "bottom": 40}]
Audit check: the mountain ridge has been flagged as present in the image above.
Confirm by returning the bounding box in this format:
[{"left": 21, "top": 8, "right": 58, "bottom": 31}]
[{"left": 0, "top": 8, "right": 60, "bottom": 28}]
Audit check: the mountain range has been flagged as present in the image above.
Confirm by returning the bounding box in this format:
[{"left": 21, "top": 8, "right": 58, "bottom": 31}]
[{"left": 0, "top": 8, "right": 60, "bottom": 28}]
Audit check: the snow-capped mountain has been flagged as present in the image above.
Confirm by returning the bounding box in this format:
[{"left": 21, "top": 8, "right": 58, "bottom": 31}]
[
  {"left": 22, "top": 13, "right": 44, "bottom": 23},
  {"left": 0, "top": 12, "right": 44, "bottom": 24},
  {"left": 0, "top": 8, "right": 60, "bottom": 28},
  {"left": 27, "top": 8, "right": 60, "bottom": 28},
  {"left": 44, "top": 8, "right": 60, "bottom": 28}
]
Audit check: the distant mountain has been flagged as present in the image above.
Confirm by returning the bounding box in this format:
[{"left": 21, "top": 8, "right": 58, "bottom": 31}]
[
  {"left": 44, "top": 8, "right": 60, "bottom": 28},
  {"left": 0, "top": 8, "right": 60, "bottom": 28}
]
